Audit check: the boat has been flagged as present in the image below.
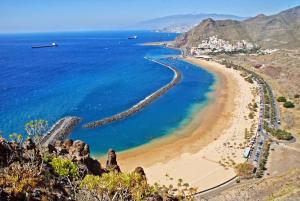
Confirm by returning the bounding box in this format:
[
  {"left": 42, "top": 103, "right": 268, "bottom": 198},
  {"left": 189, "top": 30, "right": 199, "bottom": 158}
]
[
  {"left": 128, "top": 36, "right": 138, "bottom": 40},
  {"left": 32, "top": 42, "right": 58, "bottom": 49}
]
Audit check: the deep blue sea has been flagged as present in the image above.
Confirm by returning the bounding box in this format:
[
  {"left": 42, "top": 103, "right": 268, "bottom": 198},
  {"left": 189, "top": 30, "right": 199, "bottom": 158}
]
[{"left": 0, "top": 31, "right": 215, "bottom": 155}]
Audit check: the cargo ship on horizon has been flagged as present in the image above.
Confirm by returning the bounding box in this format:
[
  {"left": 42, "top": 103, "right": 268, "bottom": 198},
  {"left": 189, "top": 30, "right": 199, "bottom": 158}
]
[
  {"left": 128, "top": 35, "right": 138, "bottom": 40},
  {"left": 32, "top": 42, "right": 58, "bottom": 49}
]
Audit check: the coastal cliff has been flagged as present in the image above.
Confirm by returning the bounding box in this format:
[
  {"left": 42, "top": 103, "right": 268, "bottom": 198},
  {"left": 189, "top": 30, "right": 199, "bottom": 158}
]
[{"left": 0, "top": 136, "right": 193, "bottom": 201}]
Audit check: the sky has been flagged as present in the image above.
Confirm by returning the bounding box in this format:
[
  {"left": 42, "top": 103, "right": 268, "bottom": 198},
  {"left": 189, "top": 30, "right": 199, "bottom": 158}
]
[{"left": 1, "top": 0, "right": 300, "bottom": 33}]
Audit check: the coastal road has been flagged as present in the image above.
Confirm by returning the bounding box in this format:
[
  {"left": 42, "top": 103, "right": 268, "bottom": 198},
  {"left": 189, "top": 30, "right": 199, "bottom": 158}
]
[{"left": 248, "top": 76, "right": 281, "bottom": 169}]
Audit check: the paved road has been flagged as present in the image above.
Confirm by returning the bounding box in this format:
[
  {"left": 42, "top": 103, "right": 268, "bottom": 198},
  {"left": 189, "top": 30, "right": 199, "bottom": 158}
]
[
  {"left": 248, "top": 76, "right": 281, "bottom": 169},
  {"left": 248, "top": 80, "right": 266, "bottom": 168}
]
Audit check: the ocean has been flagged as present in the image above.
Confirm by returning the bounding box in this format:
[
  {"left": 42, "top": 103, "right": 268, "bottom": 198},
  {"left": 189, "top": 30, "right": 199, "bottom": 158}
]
[{"left": 0, "top": 31, "right": 215, "bottom": 155}]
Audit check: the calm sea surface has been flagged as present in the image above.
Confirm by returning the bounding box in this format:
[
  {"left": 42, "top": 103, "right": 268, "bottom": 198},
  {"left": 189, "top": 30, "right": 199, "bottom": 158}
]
[{"left": 0, "top": 31, "right": 215, "bottom": 155}]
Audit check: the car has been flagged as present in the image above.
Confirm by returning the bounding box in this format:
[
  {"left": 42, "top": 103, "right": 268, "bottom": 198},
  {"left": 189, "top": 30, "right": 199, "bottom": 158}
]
[{"left": 258, "top": 127, "right": 262, "bottom": 132}]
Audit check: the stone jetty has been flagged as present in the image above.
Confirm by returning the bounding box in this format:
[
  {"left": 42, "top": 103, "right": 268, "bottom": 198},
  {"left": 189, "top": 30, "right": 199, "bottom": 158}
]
[
  {"left": 40, "top": 116, "right": 81, "bottom": 146},
  {"left": 83, "top": 57, "right": 181, "bottom": 129}
]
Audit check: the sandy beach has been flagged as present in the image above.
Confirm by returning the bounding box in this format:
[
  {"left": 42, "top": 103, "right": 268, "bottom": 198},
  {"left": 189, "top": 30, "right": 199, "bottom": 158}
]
[{"left": 100, "top": 57, "right": 258, "bottom": 191}]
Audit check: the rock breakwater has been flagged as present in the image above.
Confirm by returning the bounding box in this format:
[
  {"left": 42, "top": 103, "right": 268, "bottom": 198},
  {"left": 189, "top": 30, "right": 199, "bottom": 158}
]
[
  {"left": 83, "top": 58, "right": 181, "bottom": 129},
  {"left": 40, "top": 116, "right": 81, "bottom": 146}
]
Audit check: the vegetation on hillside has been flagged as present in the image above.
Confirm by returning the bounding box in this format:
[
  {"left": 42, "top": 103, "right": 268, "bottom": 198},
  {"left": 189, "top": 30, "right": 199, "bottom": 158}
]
[
  {"left": 283, "top": 101, "right": 295, "bottom": 108},
  {"left": 0, "top": 121, "right": 196, "bottom": 201},
  {"left": 277, "top": 96, "right": 287, "bottom": 102},
  {"left": 266, "top": 128, "right": 293, "bottom": 140},
  {"left": 25, "top": 119, "right": 48, "bottom": 144}
]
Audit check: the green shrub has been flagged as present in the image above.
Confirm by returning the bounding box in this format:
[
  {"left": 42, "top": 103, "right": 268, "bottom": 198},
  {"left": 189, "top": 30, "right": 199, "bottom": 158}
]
[
  {"left": 81, "top": 173, "right": 151, "bottom": 201},
  {"left": 81, "top": 173, "right": 196, "bottom": 201},
  {"left": 277, "top": 96, "right": 287, "bottom": 102},
  {"left": 0, "top": 162, "right": 42, "bottom": 193},
  {"left": 248, "top": 112, "right": 254, "bottom": 119},
  {"left": 9, "top": 133, "right": 23, "bottom": 143},
  {"left": 283, "top": 101, "right": 295, "bottom": 108},
  {"left": 25, "top": 119, "right": 48, "bottom": 144},
  {"left": 269, "top": 129, "right": 293, "bottom": 140},
  {"left": 49, "top": 157, "right": 78, "bottom": 179}
]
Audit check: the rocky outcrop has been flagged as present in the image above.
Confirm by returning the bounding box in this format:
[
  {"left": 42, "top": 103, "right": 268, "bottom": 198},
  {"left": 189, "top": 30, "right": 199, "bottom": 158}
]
[
  {"left": 0, "top": 138, "right": 13, "bottom": 168},
  {"left": 134, "top": 166, "right": 147, "bottom": 180},
  {"left": 105, "top": 149, "right": 121, "bottom": 173},
  {"left": 1, "top": 137, "right": 186, "bottom": 201},
  {"left": 49, "top": 139, "right": 103, "bottom": 176},
  {"left": 146, "top": 194, "right": 163, "bottom": 201}
]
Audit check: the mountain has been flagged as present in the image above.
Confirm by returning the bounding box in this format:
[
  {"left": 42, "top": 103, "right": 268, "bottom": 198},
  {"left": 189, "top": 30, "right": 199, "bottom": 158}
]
[
  {"left": 174, "top": 5, "right": 300, "bottom": 49},
  {"left": 133, "top": 14, "right": 247, "bottom": 33}
]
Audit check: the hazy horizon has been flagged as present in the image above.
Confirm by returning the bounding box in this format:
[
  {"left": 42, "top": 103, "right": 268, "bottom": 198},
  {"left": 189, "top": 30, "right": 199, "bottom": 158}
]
[{"left": 1, "top": 0, "right": 300, "bottom": 33}]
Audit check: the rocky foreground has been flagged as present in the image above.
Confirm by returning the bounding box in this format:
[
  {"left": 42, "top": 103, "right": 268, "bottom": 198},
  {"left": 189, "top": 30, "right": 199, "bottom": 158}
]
[{"left": 0, "top": 137, "right": 191, "bottom": 201}]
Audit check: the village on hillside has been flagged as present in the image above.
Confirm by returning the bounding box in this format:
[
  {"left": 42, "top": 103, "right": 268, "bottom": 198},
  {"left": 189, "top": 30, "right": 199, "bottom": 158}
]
[{"left": 190, "top": 36, "right": 278, "bottom": 57}]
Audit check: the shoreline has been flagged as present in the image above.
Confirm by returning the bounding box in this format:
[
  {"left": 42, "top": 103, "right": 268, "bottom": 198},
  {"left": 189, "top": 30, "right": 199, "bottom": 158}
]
[
  {"left": 98, "top": 56, "right": 257, "bottom": 190},
  {"left": 97, "top": 57, "right": 223, "bottom": 164},
  {"left": 111, "top": 58, "right": 229, "bottom": 167}
]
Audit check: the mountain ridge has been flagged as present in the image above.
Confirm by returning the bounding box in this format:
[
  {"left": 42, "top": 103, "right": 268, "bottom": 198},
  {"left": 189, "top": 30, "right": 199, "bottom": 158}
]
[
  {"left": 174, "top": 5, "right": 300, "bottom": 49},
  {"left": 132, "top": 13, "right": 247, "bottom": 33}
]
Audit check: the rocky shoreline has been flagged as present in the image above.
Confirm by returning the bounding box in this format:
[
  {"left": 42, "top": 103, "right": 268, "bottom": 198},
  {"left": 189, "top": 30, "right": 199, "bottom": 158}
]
[
  {"left": 83, "top": 58, "right": 181, "bottom": 129},
  {"left": 0, "top": 136, "right": 185, "bottom": 200}
]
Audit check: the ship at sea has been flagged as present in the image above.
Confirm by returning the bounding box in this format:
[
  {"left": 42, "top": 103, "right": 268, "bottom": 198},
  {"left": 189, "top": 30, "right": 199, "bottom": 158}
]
[
  {"left": 128, "top": 35, "right": 138, "bottom": 40},
  {"left": 32, "top": 42, "right": 58, "bottom": 49}
]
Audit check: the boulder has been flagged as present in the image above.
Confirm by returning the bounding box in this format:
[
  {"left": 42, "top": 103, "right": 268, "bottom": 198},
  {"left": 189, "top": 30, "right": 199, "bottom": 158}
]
[
  {"left": 106, "top": 149, "right": 121, "bottom": 172},
  {"left": 47, "top": 143, "right": 56, "bottom": 153},
  {"left": 0, "top": 139, "right": 13, "bottom": 167},
  {"left": 69, "top": 140, "right": 84, "bottom": 155},
  {"left": 23, "top": 138, "right": 36, "bottom": 150},
  {"left": 69, "top": 140, "right": 90, "bottom": 161},
  {"left": 85, "top": 158, "right": 103, "bottom": 175},
  {"left": 146, "top": 194, "right": 163, "bottom": 201},
  {"left": 63, "top": 139, "right": 73, "bottom": 149},
  {"left": 54, "top": 140, "right": 63, "bottom": 148},
  {"left": 134, "top": 166, "right": 147, "bottom": 180},
  {"left": 82, "top": 144, "right": 90, "bottom": 157},
  {"left": 165, "top": 196, "right": 179, "bottom": 201}
]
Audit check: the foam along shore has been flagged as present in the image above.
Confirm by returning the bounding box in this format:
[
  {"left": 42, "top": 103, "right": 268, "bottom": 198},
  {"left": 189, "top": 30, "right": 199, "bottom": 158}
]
[
  {"left": 83, "top": 57, "right": 181, "bottom": 129},
  {"left": 114, "top": 57, "right": 259, "bottom": 191}
]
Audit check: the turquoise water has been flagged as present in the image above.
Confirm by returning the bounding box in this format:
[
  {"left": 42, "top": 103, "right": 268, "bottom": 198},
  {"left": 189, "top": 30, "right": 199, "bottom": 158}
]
[{"left": 0, "top": 31, "right": 215, "bottom": 155}]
